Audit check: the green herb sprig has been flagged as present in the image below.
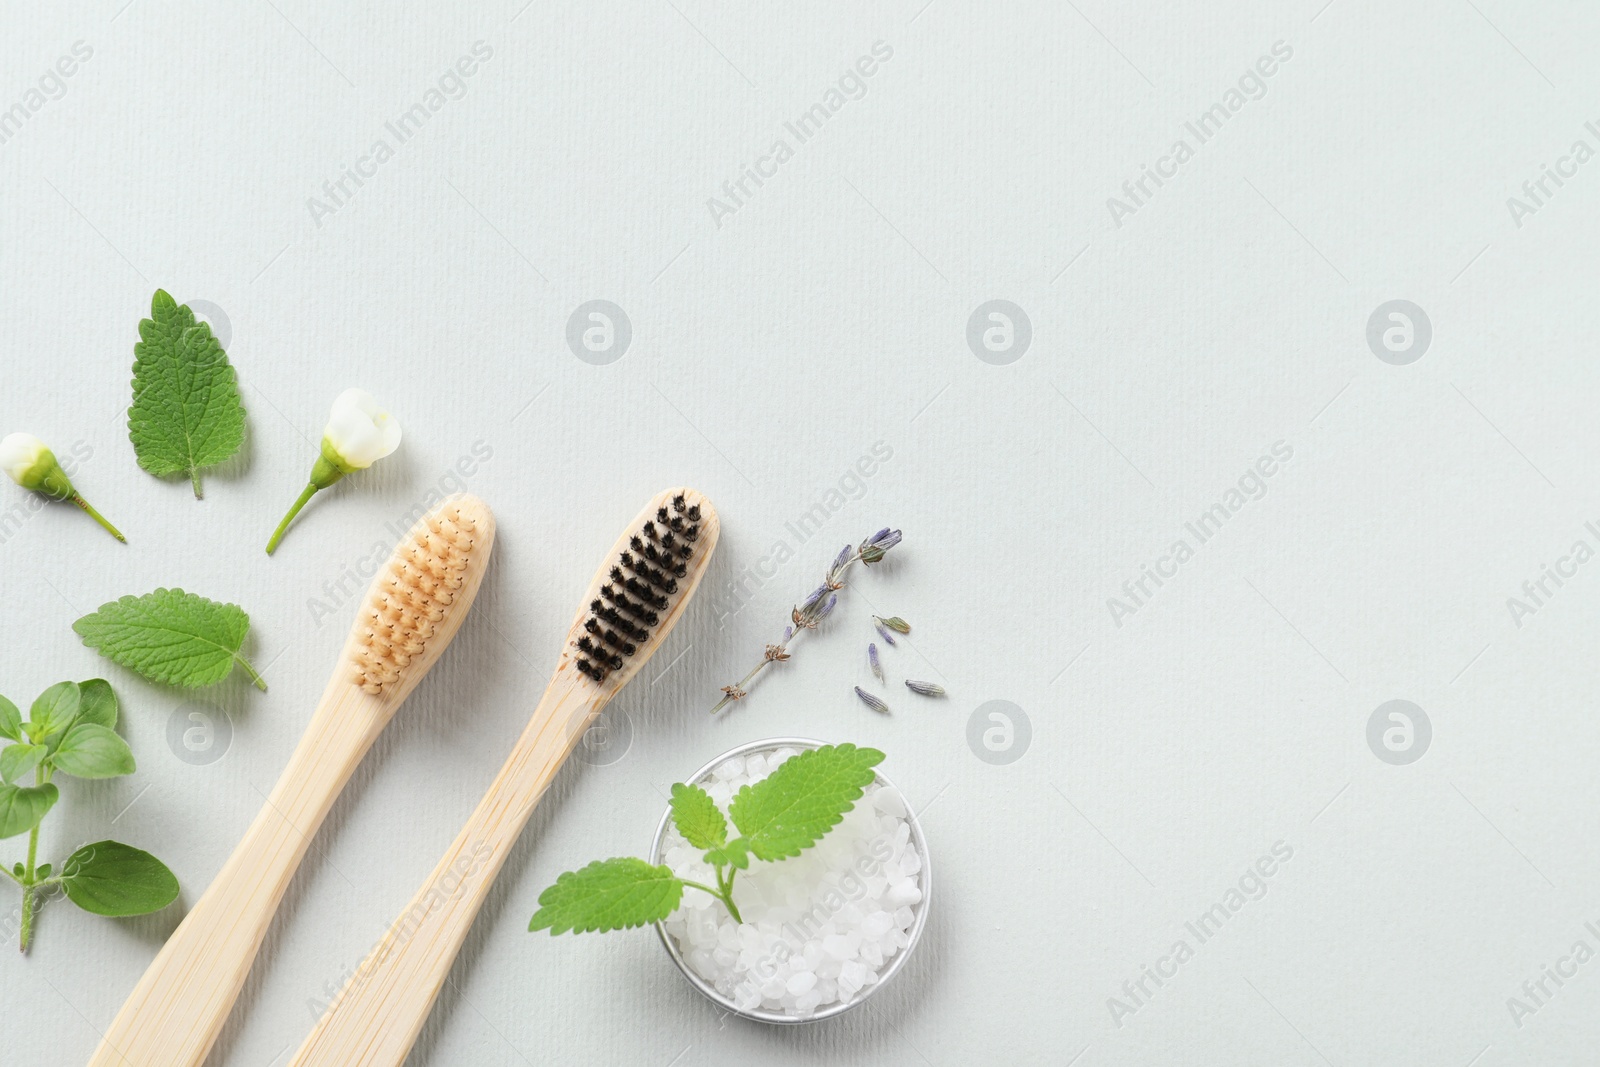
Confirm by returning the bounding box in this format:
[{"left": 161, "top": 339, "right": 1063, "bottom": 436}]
[
  {"left": 530, "top": 743, "right": 884, "bottom": 934},
  {"left": 0, "top": 680, "right": 179, "bottom": 952},
  {"left": 73, "top": 589, "right": 266, "bottom": 691}
]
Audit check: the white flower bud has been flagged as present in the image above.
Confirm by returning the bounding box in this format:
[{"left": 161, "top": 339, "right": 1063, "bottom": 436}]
[
  {"left": 321, "top": 389, "right": 401, "bottom": 471},
  {"left": 0, "top": 432, "right": 54, "bottom": 490}
]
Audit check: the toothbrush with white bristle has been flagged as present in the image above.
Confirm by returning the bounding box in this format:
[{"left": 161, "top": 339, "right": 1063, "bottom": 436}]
[{"left": 86, "top": 495, "right": 497, "bottom": 1067}]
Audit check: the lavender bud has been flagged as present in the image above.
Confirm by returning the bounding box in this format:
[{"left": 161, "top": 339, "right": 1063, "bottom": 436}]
[
  {"left": 868, "top": 643, "right": 884, "bottom": 683},
  {"left": 873, "top": 617, "right": 897, "bottom": 646},
  {"left": 854, "top": 686, "right": 890, "bottom": 714},
  {"left": 815, "top": 593, "right": 837, "bottom": 619},
  {"left": 905, "top": 680, "right": 946, "bottom": 697}
]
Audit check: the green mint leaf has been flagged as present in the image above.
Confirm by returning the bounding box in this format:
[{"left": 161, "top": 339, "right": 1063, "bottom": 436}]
[
  {"left": 0, "top": 696, "right": 19, "bottom": 742},
  {"left": 73, "top": 589, "right": 267, "bottom": 691},
  {"left": 128, "top": 289, "right": 246, "bottom": 498},
  {"left": 29, "top": 682, "right": 81, "bottom": 739},
  {"left": 703, "top": 838, "right": 750, "bottom": 870},
  {"left": 0, "top": 744, "right": 45, "bottom": 786},
  {"left": 529, "top": 858, "right": 683, "bottom": 935},
  {"left": 669, "top": 782, "right": 727, "bottom": 851},
  {"left": 728, "top": 743, "right": 885, "bottom": 862},
  {"left": 51, "top": 724, "right": 136, "bottom": 779},
  {"left": 75, "top": 679, "right": 118, "bottom": 729},
  {"left": 0, "top": 783, "right": 58, "bottom": 839},
  {"left": 59, "top": 840, "right": 180, "bottom": 916}
]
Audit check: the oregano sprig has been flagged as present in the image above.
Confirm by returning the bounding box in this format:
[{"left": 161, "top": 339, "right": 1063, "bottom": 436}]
[
  {"left": 530, "top": 744, "right": 883, "bottom": 935},
  {"left": 0, "top": 680, "right": 179, "bottom": 952}
]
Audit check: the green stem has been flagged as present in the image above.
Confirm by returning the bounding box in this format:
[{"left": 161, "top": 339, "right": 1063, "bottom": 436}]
[
  {"left": 71, "top": 493, "right": 126, "bottom": 543},
  {"left": 234, "top": 653, "right": 269, "bottom": 692},
  {"left": 266, "top": 483, "right": 319, "bottom": 555},
  {"left": 18, "top": 822, "right": 39, "bottom": 953},
  {"left": 190, "top": 467, "right": 203, "bottom": 499},
  {"left": 681, "top": 875, "right": 743, "bottom": 924}
]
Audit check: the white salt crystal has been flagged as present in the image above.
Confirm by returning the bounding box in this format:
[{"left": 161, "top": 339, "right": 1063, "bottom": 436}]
[
  {"left": 822, "top": 934, "right": 855, "bottom": 960},
  {"left": 795, "top": 989, "right": 824, "bottom": 1013},
  {"left": 894, "top": 906, "right": 914, "bottom": 929},
  {"left": 861, "top": 911, "right": 893, "bottom": 939},
  {"left": 712, "top": 757, "right": 745, "bottom": 780},
  {"left": 786, "top": 971, "right": 817, "bottom": 995},
  {"left": 886, "top": 881, "right": 922, "bottom": 907}
]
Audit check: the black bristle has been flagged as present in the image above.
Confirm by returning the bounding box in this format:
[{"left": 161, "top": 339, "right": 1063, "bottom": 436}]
[
  {"left": 623, "top": 577, "right": 668, "bottom": 609},
  {"left": 623, "top": 556, "right": 678, "bottom": 594},
  {"left": 576, "top": 500, "right": 706, "bottom": 685},
  {"left": 600, "top": 585, "right": 659, "bottom": 625},
  {"left": 597, "top": 605, "right": 649, "bottom": 641}
]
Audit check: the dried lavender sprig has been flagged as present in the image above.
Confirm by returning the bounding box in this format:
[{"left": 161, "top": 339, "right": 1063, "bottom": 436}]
[
  {"left": 711, "top": 528, "right": 902, "bottom": 713},
  {"left": 905, "top": 680, "right": 946, "bottom": 697},
  {"left": 855, "top": 686, "right": 891, "bottom": 714},
  {"left": 868, "top": 643, "right": 884, "bottom": 683}
]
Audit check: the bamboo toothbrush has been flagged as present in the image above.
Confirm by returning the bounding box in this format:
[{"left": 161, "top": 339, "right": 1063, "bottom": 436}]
[
  {"left": 87, "top": 495, "right": 496, "bottom": 1067},
  {"left": 288, "top": 487, "right": 718, "bottom": 1067}
]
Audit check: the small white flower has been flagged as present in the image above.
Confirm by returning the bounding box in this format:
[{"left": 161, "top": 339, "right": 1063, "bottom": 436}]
[
  {"left": 0, "top": 432, "right": 51, "bottom": 488},
  {"left": 266, "top": 390, "right": 402, "bottom": 555},
  {"left": 322, "top": 388, "right": 402, "bottom": 471},
  {"left": 0, "top": 432, "right": 124, "bottom": 542}
]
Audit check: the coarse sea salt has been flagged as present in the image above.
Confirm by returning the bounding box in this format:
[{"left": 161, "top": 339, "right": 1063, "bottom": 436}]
[{"left": 658, "top": 746, "right": 925, "bottom": 1018}]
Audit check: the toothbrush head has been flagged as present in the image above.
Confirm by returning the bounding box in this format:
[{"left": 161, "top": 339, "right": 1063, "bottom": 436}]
[
  {"left": 349, "top": 494, "right": 497, "bottom": 699},
  {"left": 571, "top": 488, "right": 719, "bottom": 689}
]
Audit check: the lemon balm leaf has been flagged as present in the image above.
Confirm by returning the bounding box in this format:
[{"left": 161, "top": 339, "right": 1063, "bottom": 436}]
[
  {"left": 128, "top": 289, "right": 245, "bottom": 499},
  {"left": 529, "top": 858, "right": 684, "bottom": 935},
  {"left": 669, "top": 782, "right": 727, "bottom": 851},
  {"left": 728, "top": 743, "right": 884, "bottom": 862},
  {"left": 73, "top": 589, "right": 267, "bottom": 691}
]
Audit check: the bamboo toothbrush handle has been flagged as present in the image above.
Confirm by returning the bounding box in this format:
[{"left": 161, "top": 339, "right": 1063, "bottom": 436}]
[
  {"left": 87, "top": 685, "right": 391, "bottom": 1067},
  {"left": 290, "top": 679, "right": 595, "bottom": 1067}
]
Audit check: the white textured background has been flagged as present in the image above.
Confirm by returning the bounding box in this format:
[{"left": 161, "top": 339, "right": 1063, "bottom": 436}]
[{"left": 2, "top": 1, "right": 1598, "bottom": 1064}]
